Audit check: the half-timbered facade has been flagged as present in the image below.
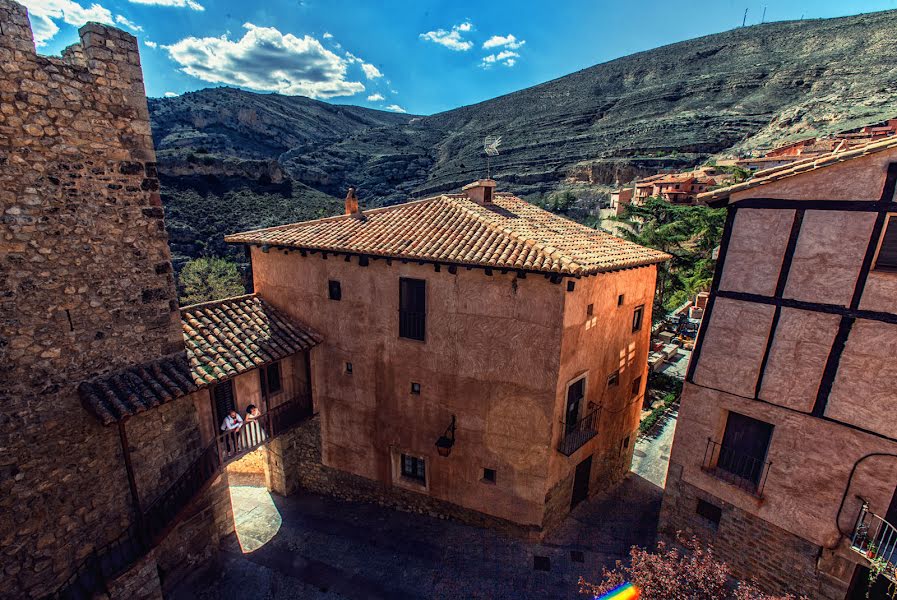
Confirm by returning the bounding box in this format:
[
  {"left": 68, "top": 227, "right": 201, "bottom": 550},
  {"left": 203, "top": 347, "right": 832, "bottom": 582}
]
[{"left": 660, "top": 137, "right": 897, "bottom": 599}]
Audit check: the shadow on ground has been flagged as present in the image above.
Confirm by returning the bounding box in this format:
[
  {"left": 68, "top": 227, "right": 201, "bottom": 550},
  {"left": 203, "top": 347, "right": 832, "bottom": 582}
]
[{"left": 170, "top": 474, "right": 662, "bottom": 600}]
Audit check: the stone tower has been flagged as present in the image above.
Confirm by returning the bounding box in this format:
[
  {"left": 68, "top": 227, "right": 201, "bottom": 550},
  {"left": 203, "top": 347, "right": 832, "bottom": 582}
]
[{"left": 0, "top": 2, "right": 229, "bottom": 596}]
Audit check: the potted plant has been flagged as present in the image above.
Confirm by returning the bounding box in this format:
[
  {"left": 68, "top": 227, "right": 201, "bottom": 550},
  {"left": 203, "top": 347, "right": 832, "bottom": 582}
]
[{"left": 867, "top": 542, "right": 878, "bottom": 559}]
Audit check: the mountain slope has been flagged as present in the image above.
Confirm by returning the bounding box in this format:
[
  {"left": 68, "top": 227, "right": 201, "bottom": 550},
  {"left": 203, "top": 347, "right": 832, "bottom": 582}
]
[{"left": 152, "top": 10, "right": 897, "bottom": 260}]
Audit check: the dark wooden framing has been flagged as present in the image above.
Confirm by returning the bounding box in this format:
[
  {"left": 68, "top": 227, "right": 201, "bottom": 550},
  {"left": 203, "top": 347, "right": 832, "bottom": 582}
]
[{"left": 687, "top": 162, "right": 897, "bottom": 443}]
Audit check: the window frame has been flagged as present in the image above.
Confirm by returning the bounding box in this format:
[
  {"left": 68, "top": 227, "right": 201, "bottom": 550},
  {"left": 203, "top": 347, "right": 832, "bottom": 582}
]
[
  {"left": 328, "top": 279, "right": 342, "bottom": 301},
  {"left": 631, "top": 375, "right": 642, "bottom": 398},
  {"left": 399, "top": 453, "right": 426, "bottom": 484},
  {"left": 607, "top": 370, "right": 620, "bottom": 387},
  {"left": 632, "top": 305, "right": 645, "bottom": 332},
  {"left": 872, "top": 213, "right": 897, "bottom": 271},
  {"left": 399, "top": 277, "right": 427, "bottom": 341},
  {"left": 260, "top": 361, "right": 282, "bottom": 398}
]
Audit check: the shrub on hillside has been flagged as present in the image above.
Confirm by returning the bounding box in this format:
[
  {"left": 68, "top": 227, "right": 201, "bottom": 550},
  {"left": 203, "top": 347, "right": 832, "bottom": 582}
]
[{"left": 179, "top": 257, "right": 246, "bottom": 306}]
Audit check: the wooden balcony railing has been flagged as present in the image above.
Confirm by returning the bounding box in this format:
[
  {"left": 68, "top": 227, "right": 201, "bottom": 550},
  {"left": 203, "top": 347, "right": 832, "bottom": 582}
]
[
  {"left": 50, "top": 397, "right": 311, "bottom": 600},
  {"left": 558, "top": 408, "right": 600, "bottom": 456},
  {"left": 701, "top": 438, "right": 771, "bottom": 497},
  {"left": 851, "top": 502, "right": 897, "bottom": 584}
]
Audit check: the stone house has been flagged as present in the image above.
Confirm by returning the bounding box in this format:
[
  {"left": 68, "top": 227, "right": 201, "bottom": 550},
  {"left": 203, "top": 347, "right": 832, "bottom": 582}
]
[
  {"left": 659, "top": 137, "right": 897, "bottom": 599},
  {"left": 0, "top": 4, "right": 319, "bottom": 597},
  {"left": 226, "top": 180, "right": 669, "bottom": 534}
]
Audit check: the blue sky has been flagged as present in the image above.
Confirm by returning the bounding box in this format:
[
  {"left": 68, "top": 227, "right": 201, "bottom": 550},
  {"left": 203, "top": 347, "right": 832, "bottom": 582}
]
[{"left": 23, "top": 0, "right": 897, "bottom": 115}]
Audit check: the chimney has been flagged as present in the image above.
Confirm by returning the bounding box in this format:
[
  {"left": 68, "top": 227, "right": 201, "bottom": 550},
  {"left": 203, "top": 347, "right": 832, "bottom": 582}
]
[
  {"left": 345, "top": 187, "right": 362, "bottom": 217},
  {"left": 462, "top": 179, "right": 497, "bottom": 205}
]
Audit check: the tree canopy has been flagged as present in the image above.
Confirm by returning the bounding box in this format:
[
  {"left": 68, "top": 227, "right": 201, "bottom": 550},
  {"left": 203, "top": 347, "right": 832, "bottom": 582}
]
[
  {"left": 179, "top": 257, "right": 246, "bottom": 306},
  {"left": 610, "top": 197, "right": 725, "bottom": 315}
]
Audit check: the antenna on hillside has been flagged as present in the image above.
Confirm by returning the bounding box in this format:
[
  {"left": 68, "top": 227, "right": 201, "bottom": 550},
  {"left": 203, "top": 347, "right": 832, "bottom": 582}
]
[
  {"left": 484, "top": 135, "right": 501, "bottom": 178},
  {"left": 761, "top": 5, "right": 767, "bottom": 23},
  {"left": 742, "top": 8, "right": 748, "bottom": 27}
]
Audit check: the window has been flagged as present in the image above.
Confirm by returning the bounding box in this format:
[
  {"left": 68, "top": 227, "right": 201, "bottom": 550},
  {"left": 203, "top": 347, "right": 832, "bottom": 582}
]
[
  {"left": 345, "top": 362, "right": 353, "bottom": 375},
  {"left": 400, "top": 454, "right": 426, "bottom": 483},
  {"left": 607, "top": 370, "right": 620, "bottom": 387},
  {"left": 399, "top": 278, "right": 426, "bottom": 341},
  {"left": 696, "top": 499, "right": 722, "bottom": 526},
  {"left": 260, "top": 362, "right": 282, "bottom": 397},
  {"left": 717, "top": 412, "right": 773, "bottom": 487},
  {"left": 618, "top": 294, "right": 624, "bottom": 306},
  {"left": 410, "top": 382, "right": 421, "bottom": 395},
  {"left": 482, "top": 468, "right": 496, "bottom": 484},
  {"left": 212, "top": 380, "right": 235, "bottom": 425},
  {"left": 567, "top": 281, "right": 575, "bottom": 292},
  {"left": 631, "top": 375, "right": 642, "bottom": 398},
  {"left": 564, "top": 376, "right": 586, "bottom": 433},
  {"left": 632, "top": 305, "right": 645, "bottom": 332},
  {"left": 586, "top": 303, "right": 594, "bottom": 317},
  {"left": 874, "top": 215, "right": 897, "bottom": 270},
  {"left": 328, "top": 280, "right": 341, "bottom": 300},
  {"left": 621, "top": 435, "right": 630, "bottom": 450}
]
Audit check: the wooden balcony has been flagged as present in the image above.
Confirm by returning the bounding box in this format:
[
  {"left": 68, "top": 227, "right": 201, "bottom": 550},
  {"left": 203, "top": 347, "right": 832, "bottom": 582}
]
[{"left": 52, "top": 397, "right": 311, "bottom": 600}]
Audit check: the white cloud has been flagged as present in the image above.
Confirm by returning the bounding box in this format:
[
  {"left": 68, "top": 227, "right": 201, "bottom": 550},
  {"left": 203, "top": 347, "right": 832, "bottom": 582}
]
[
  {"left": 164, "top": 23, "right": 366, "bottom": 99},
  {"left": 322, "top": 32, "right": 333, "bottom": 39},
  {"left": 419, "top": 21, "right": 473, "bottom": 51},
  {"left": 144, "top": 39, "right": 157, "bottom": 48},
  {"left": 164, "top": 91, "right": 178, "bottom": 97},
  {"left": 128, "top": 0, "right": 204, "bottom": 11},
  {"left": 483, "top": 33, "right": 525, "bottom": 50},
  {"left": 22, "top": 0, "right": 114, "bottom": 46},
  {"left": 367, "top": 93, "right": 384, "bottom": 102},
  {"left": 114, "top": 14, "right": 142, "bottom": 31},
  {"left": 361, "top": 62, "right": 382, "bottom": 80},
  {"left": 480, "top": 50, "right": 519, "bottom": 68},
  {"left": 385, "top": 104, "right": 406, "bottom": 113}
]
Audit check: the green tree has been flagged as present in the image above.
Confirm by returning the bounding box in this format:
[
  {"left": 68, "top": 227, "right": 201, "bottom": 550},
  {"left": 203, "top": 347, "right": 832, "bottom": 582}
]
[
  {"left": 179, "top": 257, "right": 246, "bottom": 305},
  {"left": 611, "top": 197, "right": 725, "bottom": 316}
]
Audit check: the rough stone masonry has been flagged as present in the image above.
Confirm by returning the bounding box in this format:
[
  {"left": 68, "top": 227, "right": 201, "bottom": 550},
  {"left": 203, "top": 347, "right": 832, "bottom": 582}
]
[{"left": 0, "top": 2, "right": 228, "bottom": 597}]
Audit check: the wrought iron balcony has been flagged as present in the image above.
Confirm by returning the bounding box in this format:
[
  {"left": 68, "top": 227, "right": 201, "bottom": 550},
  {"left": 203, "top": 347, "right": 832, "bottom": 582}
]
[
  {"left": 558, "top": 408, "right": 600, "bottom": 456},
  {"left": 701, "top": 438, "right": 771, "bottom": 497},
  {"left": 850, "top": 502, "right": 897, "bottom": 584}
]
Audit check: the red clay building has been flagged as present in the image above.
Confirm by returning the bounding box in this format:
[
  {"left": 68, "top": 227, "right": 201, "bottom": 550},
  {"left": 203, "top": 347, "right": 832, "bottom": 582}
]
[{"left": 227, "top": 180, "right": 670, "bottom": 534}]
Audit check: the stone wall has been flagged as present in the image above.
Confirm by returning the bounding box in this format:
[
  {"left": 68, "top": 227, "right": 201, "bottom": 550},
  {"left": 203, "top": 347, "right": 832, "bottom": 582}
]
[
  {"left": 660, "top": 463, "right": 852, "bottom": 600},
  {"left": 105, "top": 551, "right": 163, "bottom": 600},
  {"left": 268, "top": 416, "right": 542, "bottom": 540},
  {"left": 0, "top": 3, "right": 222, "bottom": 595},
  {"left": 127, "top": 392, "right": 205, "bottom": 507}
]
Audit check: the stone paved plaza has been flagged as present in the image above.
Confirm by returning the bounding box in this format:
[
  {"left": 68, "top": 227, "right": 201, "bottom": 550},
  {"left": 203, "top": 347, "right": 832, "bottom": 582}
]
[{"left": 171, "top": 472, "right": 663, "bottom": 600}]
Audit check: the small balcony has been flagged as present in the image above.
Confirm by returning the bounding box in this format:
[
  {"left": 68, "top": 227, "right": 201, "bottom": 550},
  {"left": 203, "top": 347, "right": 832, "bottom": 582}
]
[
  {"left": 558, "top": 408, "right": 600, "bottom": 456},
  {"left": 701, "top": 438, "right": 771, "bottom": 497},
  {"left": 850, "top": 503, "right": 897, "bottom": 584}
]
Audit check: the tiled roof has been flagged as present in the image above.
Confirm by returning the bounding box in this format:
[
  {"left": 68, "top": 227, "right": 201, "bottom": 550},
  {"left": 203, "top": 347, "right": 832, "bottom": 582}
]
[
  {"left": 699, "top": 136, "right": 897, "bottom": 204},
  {"left": 225, "top": 194, "right": 670, "bottom": 276},
  {"left": 79, "top": 294, "right": 321, "bottom": 424},
  {"left": 182, "top": 294, "right": 322, "bottom": 385}
]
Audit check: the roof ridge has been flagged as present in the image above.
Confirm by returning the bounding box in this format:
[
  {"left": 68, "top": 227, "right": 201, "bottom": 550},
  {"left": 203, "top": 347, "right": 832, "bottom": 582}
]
[
  {"left": 447, "top": 196, "right": 585, "bottom": 273},
  {"left": 224, "top": 195, "right": 444, "bottom": 242},
  {"left": 180, "top": 292, "right": 258, "bottom": 314}
]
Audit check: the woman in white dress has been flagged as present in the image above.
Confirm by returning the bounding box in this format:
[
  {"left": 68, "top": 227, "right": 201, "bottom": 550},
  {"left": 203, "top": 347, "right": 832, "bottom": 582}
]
[{"left": 241, "top": 404, "right": 267, "bottom": 447}]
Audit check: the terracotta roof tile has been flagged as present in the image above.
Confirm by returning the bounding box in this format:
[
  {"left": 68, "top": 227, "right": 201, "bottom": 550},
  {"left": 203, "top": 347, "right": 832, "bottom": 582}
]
[
  {"left": 225, "top": 194, "right": 670, "bottom": 275},
  {"left": 700, "top": 136, "right": 897, "bottom": 203},
  {"left": 79, "top": 294, "right": 321, "bottom": 424}
]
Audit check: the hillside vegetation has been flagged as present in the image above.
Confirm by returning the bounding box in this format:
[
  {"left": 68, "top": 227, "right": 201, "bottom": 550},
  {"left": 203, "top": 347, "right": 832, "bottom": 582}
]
[{"left": 152, "top": 10, "right": 897, "bottom": 265}]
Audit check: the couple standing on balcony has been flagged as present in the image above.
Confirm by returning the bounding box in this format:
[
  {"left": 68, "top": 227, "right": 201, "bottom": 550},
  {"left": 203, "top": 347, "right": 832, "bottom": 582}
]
[{"left": 220, "top": 405, "right": 267, "bottom": 454}]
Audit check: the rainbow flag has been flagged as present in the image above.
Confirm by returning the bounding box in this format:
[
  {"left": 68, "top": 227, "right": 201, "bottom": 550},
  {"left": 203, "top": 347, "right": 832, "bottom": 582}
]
[{"left": 596, "top": 582, "right": 640, "bottom": 600}]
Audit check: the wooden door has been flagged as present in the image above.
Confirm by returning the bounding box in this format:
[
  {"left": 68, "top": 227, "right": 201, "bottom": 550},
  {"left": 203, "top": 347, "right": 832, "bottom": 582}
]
[
  {"left": 212, "top": 380, "right": 236, "bottom": 427},
  {"left": 571, "top": 455, "right": 592, "bottom": 509}
]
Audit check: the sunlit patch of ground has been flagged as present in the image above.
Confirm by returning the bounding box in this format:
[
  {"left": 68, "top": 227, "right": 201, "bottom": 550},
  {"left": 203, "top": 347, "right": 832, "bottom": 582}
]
[{"left": 229, "top": 485, "right": 282, "bottom": 553}]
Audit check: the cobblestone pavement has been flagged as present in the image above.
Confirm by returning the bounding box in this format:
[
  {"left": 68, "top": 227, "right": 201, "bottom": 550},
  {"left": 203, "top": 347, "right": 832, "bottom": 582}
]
[
  {"left": 171, "top": 474, "right": 662, "bottom": 600},
  {"left": 631, "top": 408, "right": 678, "bottom": 488}
]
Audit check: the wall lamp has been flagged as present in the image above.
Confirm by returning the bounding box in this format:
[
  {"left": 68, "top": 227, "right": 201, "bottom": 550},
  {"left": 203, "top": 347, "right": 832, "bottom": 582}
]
[{"left": 435, "top": 415, "right": 456, "bottom": 457}]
